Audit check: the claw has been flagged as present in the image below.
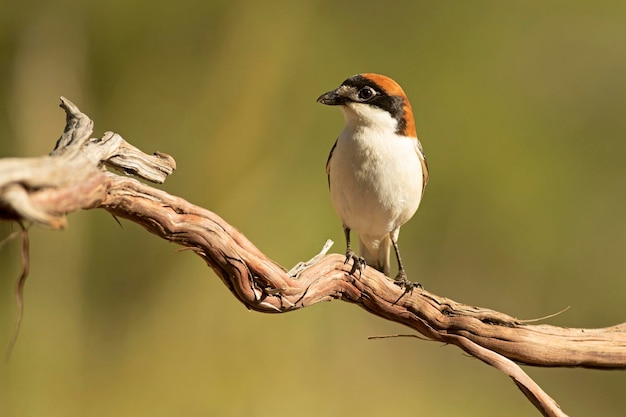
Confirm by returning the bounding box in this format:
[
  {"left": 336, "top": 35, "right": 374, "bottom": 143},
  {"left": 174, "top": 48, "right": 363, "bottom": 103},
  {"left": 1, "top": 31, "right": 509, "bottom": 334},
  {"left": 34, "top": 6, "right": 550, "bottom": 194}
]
[
  {"left": 344, "top": 249, "right": 366, "bottom": 276},
  {"left": 392, "top": 271, "right": 422, "bottom": 304}
]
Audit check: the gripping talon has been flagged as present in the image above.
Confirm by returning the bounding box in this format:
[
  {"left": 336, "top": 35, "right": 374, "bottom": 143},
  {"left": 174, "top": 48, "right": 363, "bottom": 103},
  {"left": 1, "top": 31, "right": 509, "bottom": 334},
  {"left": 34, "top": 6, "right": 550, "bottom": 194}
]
[
  {"left": 344, "top": 249, "right": 366, "bottom": 276},
  {"left": 392, "top": 271, "right": 422, "bottom": 304}
]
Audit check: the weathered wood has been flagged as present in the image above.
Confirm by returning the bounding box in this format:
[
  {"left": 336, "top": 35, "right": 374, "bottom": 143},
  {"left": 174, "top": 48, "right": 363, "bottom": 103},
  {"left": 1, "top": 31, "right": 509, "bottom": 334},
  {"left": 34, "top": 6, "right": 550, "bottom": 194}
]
[{"left": 2, "top": 97, "right": 625, "bottom": 417}]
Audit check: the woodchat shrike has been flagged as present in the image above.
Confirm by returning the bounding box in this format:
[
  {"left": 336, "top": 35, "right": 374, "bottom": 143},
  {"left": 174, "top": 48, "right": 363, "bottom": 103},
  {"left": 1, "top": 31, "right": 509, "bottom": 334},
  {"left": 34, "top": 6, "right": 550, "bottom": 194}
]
[{"left": 318, "top": 73, "right": 428, "bottom": 288}]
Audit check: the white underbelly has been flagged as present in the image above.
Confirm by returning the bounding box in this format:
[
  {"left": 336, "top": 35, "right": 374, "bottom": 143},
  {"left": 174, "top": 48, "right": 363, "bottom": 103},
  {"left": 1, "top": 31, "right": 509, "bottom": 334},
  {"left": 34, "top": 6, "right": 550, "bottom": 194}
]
[{"left": 328, "top": 130, "right": 423, "bottom": 239}]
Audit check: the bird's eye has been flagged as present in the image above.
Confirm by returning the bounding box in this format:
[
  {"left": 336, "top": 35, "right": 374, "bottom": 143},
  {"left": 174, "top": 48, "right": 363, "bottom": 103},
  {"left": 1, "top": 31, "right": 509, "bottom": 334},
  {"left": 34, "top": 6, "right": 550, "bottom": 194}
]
[{"left": 358, "top": 87, "right": 376, "bottom": 101}]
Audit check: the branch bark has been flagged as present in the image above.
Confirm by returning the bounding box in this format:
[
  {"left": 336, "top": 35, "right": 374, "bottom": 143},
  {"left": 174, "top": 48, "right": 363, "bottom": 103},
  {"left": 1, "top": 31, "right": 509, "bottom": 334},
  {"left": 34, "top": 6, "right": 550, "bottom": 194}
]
[{"left": 2, "top": 98, "right": 625, "bottom": 417}]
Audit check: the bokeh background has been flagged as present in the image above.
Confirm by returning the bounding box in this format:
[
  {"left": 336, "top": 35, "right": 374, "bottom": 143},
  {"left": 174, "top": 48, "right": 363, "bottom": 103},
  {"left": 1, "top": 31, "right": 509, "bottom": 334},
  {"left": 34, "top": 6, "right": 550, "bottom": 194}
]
[{"left": 1, "top": 1, "right": 626, "bottom": 416}]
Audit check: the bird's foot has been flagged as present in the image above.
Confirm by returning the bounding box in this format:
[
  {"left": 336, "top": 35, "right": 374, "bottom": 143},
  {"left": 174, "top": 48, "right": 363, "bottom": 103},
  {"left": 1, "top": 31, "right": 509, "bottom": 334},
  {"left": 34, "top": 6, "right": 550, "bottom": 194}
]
[
  {"left": 344, "top": 249, "right": 366, "bottom": 276},
  {"left": 393, "top": 271, "right": 422, "bottom": 293}
]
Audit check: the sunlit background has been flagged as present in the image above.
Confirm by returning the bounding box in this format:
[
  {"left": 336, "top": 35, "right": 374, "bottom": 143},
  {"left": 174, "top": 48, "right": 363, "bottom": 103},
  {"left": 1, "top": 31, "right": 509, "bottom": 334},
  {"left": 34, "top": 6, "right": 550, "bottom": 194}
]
[{"left": 1, "top": 1, "right": 625, "bottom": 416}]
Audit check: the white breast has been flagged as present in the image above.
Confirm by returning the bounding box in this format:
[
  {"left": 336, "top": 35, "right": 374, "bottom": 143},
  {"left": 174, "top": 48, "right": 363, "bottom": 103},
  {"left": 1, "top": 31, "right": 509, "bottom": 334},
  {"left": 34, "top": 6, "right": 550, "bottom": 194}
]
[{"left": 328, "top": 125, "right": 424, "bottom": 240}]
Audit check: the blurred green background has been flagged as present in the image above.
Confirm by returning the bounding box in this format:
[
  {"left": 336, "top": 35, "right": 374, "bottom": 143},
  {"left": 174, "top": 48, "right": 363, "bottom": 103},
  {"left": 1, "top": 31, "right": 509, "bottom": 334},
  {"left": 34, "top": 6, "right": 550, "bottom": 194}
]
[{"left": 1, "top": 1, "right": 625, "bottom": 416}]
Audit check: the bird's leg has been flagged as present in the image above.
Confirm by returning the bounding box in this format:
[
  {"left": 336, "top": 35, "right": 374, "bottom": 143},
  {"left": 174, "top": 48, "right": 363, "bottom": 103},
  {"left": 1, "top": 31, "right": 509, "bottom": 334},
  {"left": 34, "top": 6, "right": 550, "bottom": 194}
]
[
  {"left": 391, "top": 236, "right": 422, "bottom": 291},
  {"left": 343, "top": 227, "right": 366, "bottom": 275}
]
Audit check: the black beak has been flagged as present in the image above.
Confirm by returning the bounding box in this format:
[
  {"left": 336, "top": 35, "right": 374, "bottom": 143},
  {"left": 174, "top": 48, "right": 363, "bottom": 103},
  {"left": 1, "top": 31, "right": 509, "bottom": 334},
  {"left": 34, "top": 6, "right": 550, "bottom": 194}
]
[{"left": 317, "top": 89, "right": 345, "bottom": 105}]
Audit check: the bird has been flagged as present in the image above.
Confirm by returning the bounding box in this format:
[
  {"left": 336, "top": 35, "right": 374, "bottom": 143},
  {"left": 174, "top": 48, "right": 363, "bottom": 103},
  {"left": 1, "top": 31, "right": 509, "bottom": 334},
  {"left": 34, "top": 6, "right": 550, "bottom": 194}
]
[{"left": 317, "top": 73, "right": 428, "bottom": 288}]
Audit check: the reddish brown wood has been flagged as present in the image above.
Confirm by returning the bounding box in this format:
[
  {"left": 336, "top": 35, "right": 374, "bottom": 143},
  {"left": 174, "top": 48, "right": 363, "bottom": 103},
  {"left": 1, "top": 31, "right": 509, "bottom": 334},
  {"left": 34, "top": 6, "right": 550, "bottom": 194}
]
[{"left": 2, "top": 97, "right": 625, "bottom": 417}]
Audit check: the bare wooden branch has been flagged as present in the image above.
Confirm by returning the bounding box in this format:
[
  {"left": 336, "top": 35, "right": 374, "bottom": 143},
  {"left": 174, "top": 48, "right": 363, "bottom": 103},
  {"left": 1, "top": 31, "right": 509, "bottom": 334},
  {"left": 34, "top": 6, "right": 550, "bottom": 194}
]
[
  {"left": 0, "top": 97, "right": 174, "bottom": 228},
  {"left": 2, "top": 98, "right": 626, "bottom": 417}
]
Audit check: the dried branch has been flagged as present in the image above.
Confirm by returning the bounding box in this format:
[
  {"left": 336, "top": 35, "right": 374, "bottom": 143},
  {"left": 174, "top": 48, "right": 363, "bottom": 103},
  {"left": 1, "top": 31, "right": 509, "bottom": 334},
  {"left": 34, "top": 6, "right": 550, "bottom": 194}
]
[
  {"left": 4, "top": 222, "right": 28, "bottom": 361},
  {"left": 2, "top": 98, "right": 626, "bottom": 417}
]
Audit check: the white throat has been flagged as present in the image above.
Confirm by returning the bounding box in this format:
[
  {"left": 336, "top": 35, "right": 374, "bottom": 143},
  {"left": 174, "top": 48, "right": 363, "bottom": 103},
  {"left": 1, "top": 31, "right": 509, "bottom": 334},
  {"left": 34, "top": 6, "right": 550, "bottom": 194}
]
[{"left": 340, "top": 103, "right": 398, "bottom": 135}]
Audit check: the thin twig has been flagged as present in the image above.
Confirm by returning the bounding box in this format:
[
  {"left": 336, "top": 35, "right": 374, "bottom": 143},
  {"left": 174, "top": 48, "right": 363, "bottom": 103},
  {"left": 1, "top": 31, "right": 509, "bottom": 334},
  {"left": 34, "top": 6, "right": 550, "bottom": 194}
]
[{"left": 5, "top": 221, "right": 30, "bottom": 361}]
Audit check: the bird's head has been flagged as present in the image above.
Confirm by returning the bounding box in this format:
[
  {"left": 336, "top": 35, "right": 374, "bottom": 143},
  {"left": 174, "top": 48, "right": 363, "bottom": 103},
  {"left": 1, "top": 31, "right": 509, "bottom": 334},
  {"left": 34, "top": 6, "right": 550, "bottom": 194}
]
[{"left": 317, "top": 73, "right": 416, "bottom": 138}]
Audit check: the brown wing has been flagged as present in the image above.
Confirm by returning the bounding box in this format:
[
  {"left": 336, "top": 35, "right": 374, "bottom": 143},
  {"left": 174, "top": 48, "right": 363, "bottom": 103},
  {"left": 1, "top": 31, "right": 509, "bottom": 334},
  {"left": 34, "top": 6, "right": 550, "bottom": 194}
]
[
  {"left": 416, "top": 138, "right": 429, "bottom": 196},
  {"left": 326, "top": 139, "right": 337, "bottom": 188}
]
